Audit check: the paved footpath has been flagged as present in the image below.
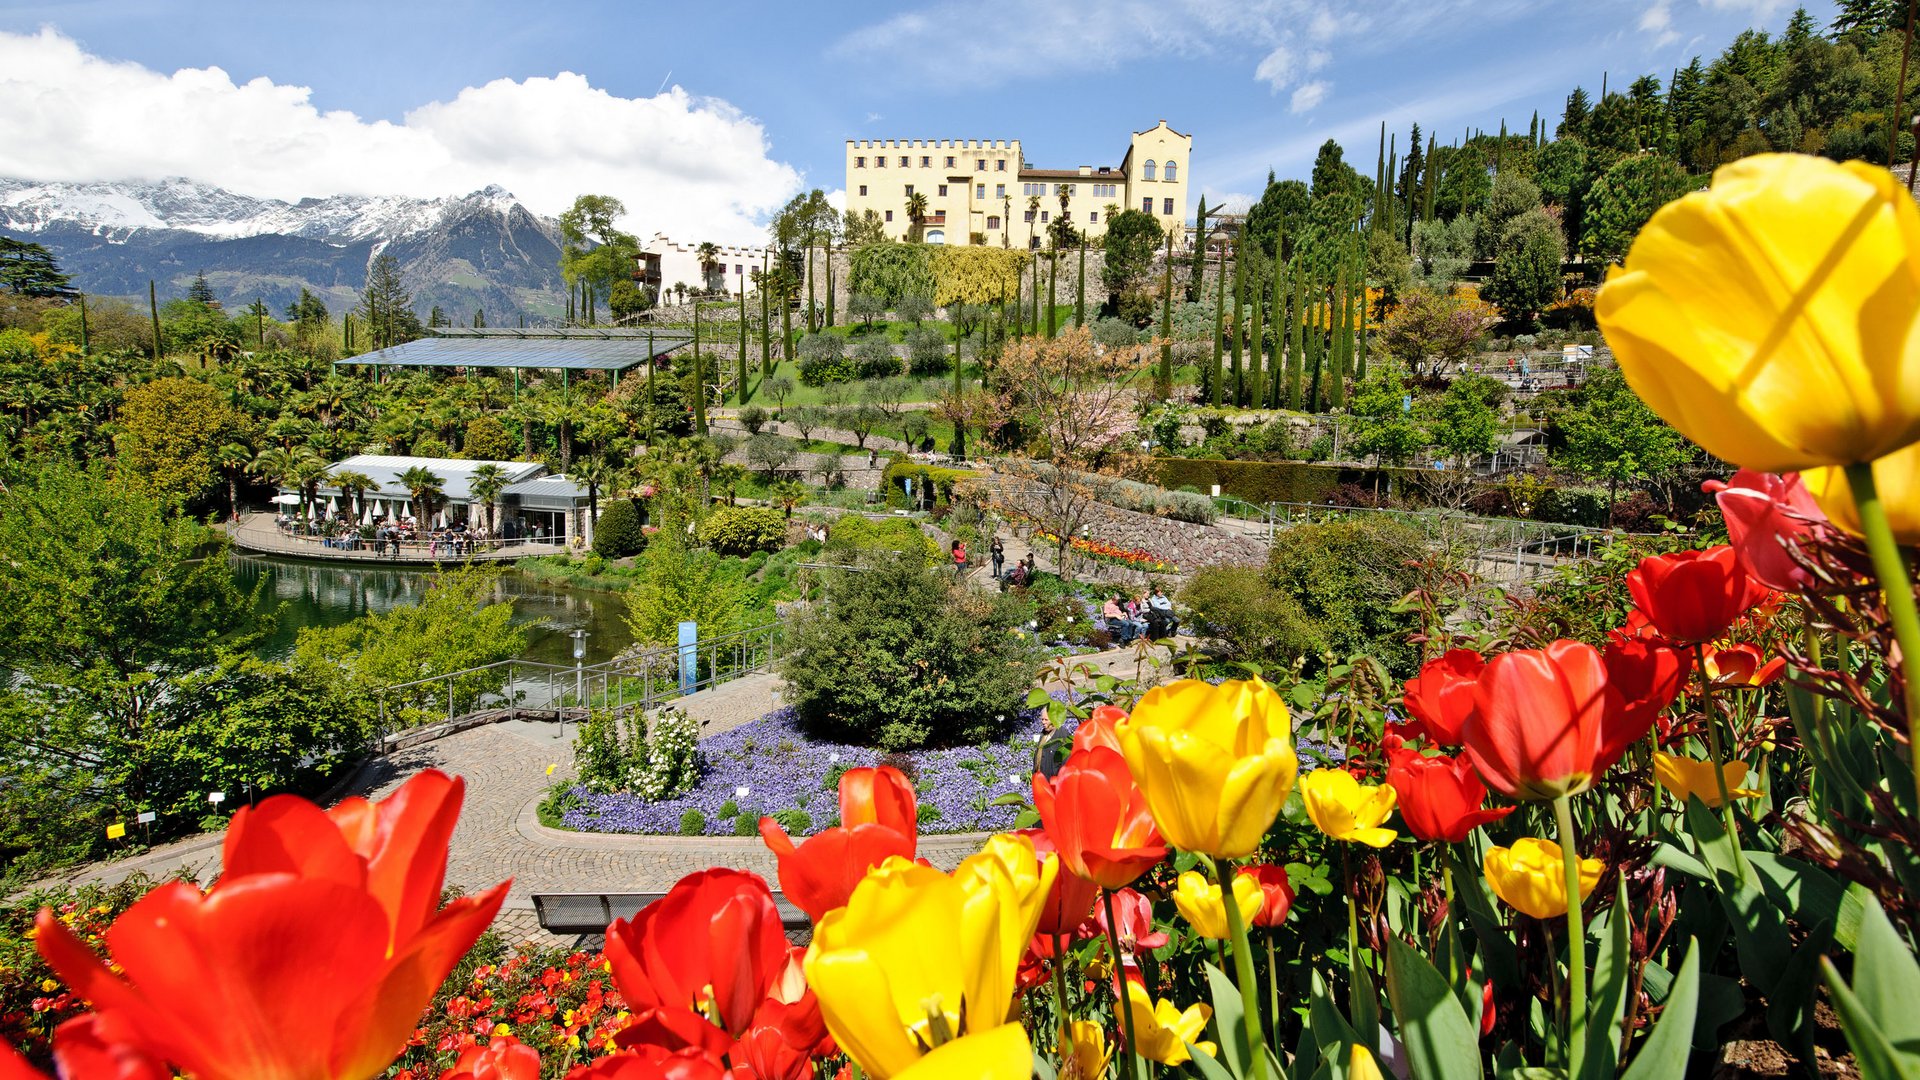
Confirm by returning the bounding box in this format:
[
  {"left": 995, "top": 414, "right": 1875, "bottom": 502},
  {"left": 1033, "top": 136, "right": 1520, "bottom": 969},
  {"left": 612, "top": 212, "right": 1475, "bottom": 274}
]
[{"left": 43, "top": 645, "right": 1174, "bottom": 946}]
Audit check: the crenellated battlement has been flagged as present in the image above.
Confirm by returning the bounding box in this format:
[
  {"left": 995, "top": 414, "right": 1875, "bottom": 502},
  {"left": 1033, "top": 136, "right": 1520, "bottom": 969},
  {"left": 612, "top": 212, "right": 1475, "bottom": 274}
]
[{"left": 844, "top": 138, "right": 1020, "bottom": 152}]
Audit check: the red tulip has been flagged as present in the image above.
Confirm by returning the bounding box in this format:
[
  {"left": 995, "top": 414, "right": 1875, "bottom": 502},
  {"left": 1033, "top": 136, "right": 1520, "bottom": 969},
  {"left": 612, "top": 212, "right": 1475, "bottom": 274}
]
[
  {"left": 758, "top": 766, "right": 916, "bottom": 922},
  {"left": 1702, "top": 643, "right": 1787, "bottom": 688},
  {"left": 34, "top": 771, "right": 506, "bottom": 1080},
  {"left": 562, "top": 1047, "right": 728, "bottom": 1080},
  {"left": 0, "top": 1015, "right": 169, "bottom": 1080},
  {"left": 1032, "top": 746, "right": 1166, "bottom": 889},
  {"left": 1022, "top": 830, "right": 1102, "bottom": 936},
  {"left": 441, "top": 1036, "right": 540, "bottom": 1080},
  {"left": 604, "top": 869, "right": 792, "bottom": 1041},
  {"left": 1625, "top": 546, "right": 1773, "bottom": 646},
  {"left": 1234, "top": 865, "right": 1296, "bottom": 927},
  {"left": 1072, "top": 705, "right": 1129, "bottom": 755},
  {"left": 1602, "top": 630, "right": 1689, "bottom": 757},
  {"left": 1400, "top": 649, "right": 1486, "bottom": 746},
  {"left": 1463, "top": 640, "right": 1635, "bottom": 801},
  {"left": 1704, "top": 469, "right": 1826, "bottom": 592},
  {"left": 1385, "top": 744, "right": 1515, "bottom": 843},
  {"left": 727, "top": 1027, "right": 813, "bottom": 1080},
  {"left": 1091, "top": 887, "right": 1168, "bottom": 952}
]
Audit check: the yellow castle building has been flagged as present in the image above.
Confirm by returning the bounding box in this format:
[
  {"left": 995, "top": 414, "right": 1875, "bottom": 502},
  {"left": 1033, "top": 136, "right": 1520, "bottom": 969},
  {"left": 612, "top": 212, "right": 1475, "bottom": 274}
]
[{"left": 842, "top": 120, "right": 1191, "bottom": 249}]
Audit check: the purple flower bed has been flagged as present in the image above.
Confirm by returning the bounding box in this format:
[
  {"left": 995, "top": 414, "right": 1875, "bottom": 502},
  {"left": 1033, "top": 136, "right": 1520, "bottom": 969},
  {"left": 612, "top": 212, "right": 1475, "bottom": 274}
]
[
  {"left": 559, "top": 700, "right": 1347, "bottom": 837},
  {"left": 560, "top": 705, "right": 1066, "bottom": 836}
]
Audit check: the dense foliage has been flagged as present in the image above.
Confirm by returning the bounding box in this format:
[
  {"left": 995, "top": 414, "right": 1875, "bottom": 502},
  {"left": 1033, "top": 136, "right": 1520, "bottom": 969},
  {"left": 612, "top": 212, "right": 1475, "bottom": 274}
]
[{"left": 781, "top": 558, "right": 1039, "bottom": 749}]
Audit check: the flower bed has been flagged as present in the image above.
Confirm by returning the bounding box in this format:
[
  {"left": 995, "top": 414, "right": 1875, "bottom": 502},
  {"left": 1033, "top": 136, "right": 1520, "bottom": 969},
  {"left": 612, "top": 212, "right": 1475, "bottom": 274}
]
[{"left": 557, "top": 706, "right": 1060, "bottom": 836}]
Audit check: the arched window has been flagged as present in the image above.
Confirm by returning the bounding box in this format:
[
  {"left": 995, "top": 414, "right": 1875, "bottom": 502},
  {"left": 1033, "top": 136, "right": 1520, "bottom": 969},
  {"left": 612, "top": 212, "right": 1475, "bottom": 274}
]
[
  {"left": 1142, "top": 160, "right": 1156, "bottom": 181},
  {"left": 925, "top": 229, "right": 947, "bottom": 245},
  {"left": 1163, "top": 161, "right": 1177, "bottom": 182}
]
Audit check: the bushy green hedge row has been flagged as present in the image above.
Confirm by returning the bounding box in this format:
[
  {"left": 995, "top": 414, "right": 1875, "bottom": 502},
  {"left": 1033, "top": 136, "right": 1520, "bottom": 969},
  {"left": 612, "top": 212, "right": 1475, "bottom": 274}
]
[
  {"left": 881, "top": 462, "right": 977, "bottom": 508},
  {"left": 699, "top": 506, "right": 787, "bottom": 557}
]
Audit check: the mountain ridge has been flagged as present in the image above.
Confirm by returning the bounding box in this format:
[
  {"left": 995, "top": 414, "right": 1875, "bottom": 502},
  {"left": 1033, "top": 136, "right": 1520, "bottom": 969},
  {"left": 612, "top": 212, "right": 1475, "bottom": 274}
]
[{"left": 0, "top": 177, "right": 569, "bottom": 324}]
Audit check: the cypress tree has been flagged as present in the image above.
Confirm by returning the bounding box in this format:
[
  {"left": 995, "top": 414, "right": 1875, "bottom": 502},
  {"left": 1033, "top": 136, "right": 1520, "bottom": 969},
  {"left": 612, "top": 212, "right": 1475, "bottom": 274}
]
[
  {"left": 1496, "top": 118, "right": 1507, "bottom": 173},
  {"left": 760, "top": 252, "right": 773, "bottom": 377},
  {"left": 78, "top": 292, "right": 89, "bottom": 355},
  {"left": 1075, "top": 242, "right": 1087, "bottom": 328},
  {"left": 1331, "top": 269, "right": 1350, "bottom": 410},
  {"left": 805, "top": 242, "right": 816, "bottom": 334},
  {"left": 1374, "top": 122, "right": 1388, "bottom": 231},
  {"left": 1355, "top": 260, "right": 1370, "bottom": 380},
  {"left": 148, "top": 280, "right": 161, "bottom": 362},
  {"left": 1247, "top": 254, "right": 1265, "bottom": 410},
  {"left": 1230, "top": 243, "right": 1245, "bottom": 405},
  {"left": 779, "top": 263, "right": 794, "bottom": 363},
  {"left": 1269, "top": 250, "right": 1286, "bottom": 408},
  {"left": 1423, "top": 136, "right": 1438, "bottom": 222},
  {"left": 1211, "top": 256, "right": 1225, "bottom": 407},
  {"left": 693, "top": 302, "right": 707, "bottom": 436},
  {"left": 646, "top": 329, "right": 657, "bottom": 441},
  {"left": 1187, "top": 197, "right": 1209, "bottom": 302},
  {"left": 738, "top": 282, "right": 750, "bottom": 404},
  {"left": 1158, "top": 230, "right": 1174, "bottom": 400},
  {"left": 824, "top": 240, "right": 835, "bottom": 327},
  {"left": 1046, "top": 248, "right": 1058, "bottom": 338},
  {"left": 1306, "top": 287, "right": 1323, "bottom": 412}
]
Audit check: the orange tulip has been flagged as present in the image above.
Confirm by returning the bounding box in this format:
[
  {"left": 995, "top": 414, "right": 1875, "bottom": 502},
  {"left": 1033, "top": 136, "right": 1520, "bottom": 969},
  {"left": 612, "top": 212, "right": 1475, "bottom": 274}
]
[
  {"left": 760, "top": 766, "right": 918, "bottom": 922},
  {"left": 443, "top": 1035, "right": 540, "bottom": 1080},
  {"left": 1032, "top": 746, "right": 1166, "bottom": 889},
  {"left": 34, "top": 770, "right": 507, "bottom": 1080},
  {"left": 1701, "top": 643, "right": 1787, "bottom": 688},
  {"left": 604, "top": 869, "right": 794, "bottom": 1042}
]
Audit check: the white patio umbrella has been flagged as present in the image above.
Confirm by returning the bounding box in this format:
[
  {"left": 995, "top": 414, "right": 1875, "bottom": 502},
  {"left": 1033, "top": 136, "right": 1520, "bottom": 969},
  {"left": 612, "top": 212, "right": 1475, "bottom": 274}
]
[{"left": 271, "top": 493, "right": 302, "bottom": 506}]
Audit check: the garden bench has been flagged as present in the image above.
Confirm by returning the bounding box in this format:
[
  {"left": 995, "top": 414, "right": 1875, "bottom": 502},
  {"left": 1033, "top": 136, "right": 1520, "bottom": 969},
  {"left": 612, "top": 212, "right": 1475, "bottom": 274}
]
[{"left": 532, "top": 891, "right": 812, "bottom": 941}]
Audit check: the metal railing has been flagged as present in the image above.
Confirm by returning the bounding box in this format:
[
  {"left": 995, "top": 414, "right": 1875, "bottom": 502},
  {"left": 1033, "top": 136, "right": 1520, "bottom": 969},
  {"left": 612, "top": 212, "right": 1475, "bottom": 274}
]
[
  {"left": 373, "top": 619, "right": 788, "bottom": 740},
  {"left": 1212, "top": 497, "right": 1650, "bottom": 582},
  {"left": 266, "top": 527, "right": 565, "bottom": 560}
]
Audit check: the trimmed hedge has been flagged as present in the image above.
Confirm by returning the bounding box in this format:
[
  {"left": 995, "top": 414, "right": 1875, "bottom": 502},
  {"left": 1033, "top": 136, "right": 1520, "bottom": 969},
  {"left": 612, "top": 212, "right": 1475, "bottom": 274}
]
[
  {"left": 1155, "top": 459, "right": 1420, "bottom": 505},
  {"left": 882, "top": 462, "right": 978, "bottom": 508},
  {"left": 699, "top": 506, "right": 787, "bottom": 556}
]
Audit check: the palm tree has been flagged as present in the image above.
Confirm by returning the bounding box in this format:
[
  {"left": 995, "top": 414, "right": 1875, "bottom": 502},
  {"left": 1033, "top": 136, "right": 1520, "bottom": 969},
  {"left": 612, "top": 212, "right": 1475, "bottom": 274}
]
[
  {"left": 290, "top": 452, "right": 333, "bottom": 520},
  {"left": 571, "top": 455, "right": 613, "bottom": 534},
  {"left": 697, "top": 242, "right": 721, "bottom": 295},
  {"left": 250, "top": 445, "right": 323, "bottom": 515},
  {"left": 397, "top": 465, "right": 447, "bottom": 526},
  {"left": 329, "top": 469, "right": 379, "bottom": 523},
  {"left": 213, "top": 441, "right": 253, "bottom": 518},
  {"left": 769, "top": 479, "right": 808, "bottom": 519},
  {"left": 904, "top": 192, "right": 930, "bottom": 243},
  {"left": 469, "top": 463, "right": 510, "bottom": 536},
  {"left": 711, "top": 463, "right": 748, "bottom": 506}
]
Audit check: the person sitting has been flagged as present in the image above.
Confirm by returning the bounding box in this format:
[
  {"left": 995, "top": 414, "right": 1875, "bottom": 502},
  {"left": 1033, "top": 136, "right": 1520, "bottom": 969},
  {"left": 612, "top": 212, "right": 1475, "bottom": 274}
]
[{"left": 1102, "top": 595, "right": 1134, "bottom": 644}]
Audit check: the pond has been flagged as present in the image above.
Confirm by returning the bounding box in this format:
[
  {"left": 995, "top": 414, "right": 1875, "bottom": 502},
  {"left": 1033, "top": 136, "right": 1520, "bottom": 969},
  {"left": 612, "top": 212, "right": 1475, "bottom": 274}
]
[{"left": 231, "top": 554, "right": 636, "bottom": 667}]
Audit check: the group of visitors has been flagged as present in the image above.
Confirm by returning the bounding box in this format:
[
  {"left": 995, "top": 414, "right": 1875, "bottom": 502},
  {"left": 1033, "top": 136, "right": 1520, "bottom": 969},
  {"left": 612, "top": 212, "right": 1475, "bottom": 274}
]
[
  {"left": 1098, "top": 587, "right": 1176, "bottom": 644},
  {"left": 273, "top": 512, "right": 518, "bottom": 558}
]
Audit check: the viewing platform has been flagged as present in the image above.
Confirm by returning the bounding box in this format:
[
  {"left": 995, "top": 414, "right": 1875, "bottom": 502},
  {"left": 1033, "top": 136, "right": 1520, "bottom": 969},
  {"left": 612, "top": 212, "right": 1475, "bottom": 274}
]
[{"left": 227, "top": 513, "right": 568, "bottom": 564}]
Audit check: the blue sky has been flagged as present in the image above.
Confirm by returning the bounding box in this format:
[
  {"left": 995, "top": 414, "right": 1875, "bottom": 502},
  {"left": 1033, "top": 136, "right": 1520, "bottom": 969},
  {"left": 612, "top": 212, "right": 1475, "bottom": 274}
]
[{"left": 0, "top": 0, "right": 1834, "bottom": 242}]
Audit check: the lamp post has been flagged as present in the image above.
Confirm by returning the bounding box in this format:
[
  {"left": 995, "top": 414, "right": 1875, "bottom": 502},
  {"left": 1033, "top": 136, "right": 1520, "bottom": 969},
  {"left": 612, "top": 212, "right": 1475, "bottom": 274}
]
[{"left": 568, "top": 629, "right": 588, "bottom": 738}]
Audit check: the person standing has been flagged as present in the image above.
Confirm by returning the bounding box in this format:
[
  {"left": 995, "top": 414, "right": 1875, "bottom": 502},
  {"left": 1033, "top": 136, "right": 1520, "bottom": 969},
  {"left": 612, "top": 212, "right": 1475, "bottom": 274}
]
[
  {"left": 989, "top": 535, "right": 1006, "bottom": 580},
  {"left": 951, "top": 538, "right": 968, "bottom": 581}
]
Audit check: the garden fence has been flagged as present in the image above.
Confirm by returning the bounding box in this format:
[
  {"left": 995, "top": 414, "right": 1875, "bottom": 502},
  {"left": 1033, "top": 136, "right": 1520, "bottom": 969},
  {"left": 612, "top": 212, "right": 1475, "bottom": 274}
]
[{"left": 372, "top": 619, "right": 788, "bottom": 744}]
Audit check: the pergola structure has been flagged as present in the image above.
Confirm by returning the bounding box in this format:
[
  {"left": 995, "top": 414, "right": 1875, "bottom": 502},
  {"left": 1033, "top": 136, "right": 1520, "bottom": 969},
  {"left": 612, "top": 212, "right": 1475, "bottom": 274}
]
[{"left": 334, "top": 327, "right": 695, "bottom": 391}]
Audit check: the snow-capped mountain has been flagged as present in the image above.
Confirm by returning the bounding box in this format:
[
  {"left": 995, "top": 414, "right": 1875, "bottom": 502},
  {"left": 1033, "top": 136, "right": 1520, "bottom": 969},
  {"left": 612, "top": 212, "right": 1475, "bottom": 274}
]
[{"left": 0, "top": 177, "right": 567, "bottom": 323}]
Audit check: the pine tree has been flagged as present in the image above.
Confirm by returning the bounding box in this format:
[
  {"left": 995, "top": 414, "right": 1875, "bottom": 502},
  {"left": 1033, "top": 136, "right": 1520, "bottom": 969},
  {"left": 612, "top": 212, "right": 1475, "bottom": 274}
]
[
  {"left": 0, "top": 237, "right": 77, "bottom": 297},
  {"left": 474, "top": 308, "right": 486, "bottom": 328},
  {"left": 187, "top": 271, "right": 217, "bottom": 307}
]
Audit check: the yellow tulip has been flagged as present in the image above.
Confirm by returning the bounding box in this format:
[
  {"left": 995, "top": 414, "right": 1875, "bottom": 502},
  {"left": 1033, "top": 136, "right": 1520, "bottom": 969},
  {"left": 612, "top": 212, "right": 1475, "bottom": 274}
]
[
  {"left": 1171, "top": 870, "right": 1264, "bottom": 941},
  {"left": 1124, "top": 980, "right": 1216, "bottom": 1066},
  {"left": 1057, "top": 1020, "right": 1112, "bottom": 1080},
  {"left": 1483, "top": 837, "right": 1603, "bottom": 921},
  {"left": 895, "top": 1022, "right": 1033, "bottom": 1080},
  {"left": 806, "top": 834, "right": 1055, "bottom": 1079},
  {"left": 1804, "top": 441, "right": 1920, "bottom": 544},
  {"left": 1351, "top": 1043, "right": 1386, "bottom": 1080},
  {"left": 1115, "top": 678, "right": 1299, "bottom": 859},
  {"left": 1653, "top": 752, "right": 1762, "bottom": 808},
  {"left": 1299, "top": 768, "right": 1399, "bottom": 848},
  {"left": 1594, "top": 153, "right": 1920, "bottom": 472}
]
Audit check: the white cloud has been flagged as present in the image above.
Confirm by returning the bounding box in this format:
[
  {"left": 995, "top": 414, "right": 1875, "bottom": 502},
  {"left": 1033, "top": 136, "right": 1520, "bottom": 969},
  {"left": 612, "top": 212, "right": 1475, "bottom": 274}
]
[
  {"left": 1254, "top": 45, "right": 1296, "bottom": 91},
  {"left": 1638, "top": 1, "right": 1681, "bottom": 48},
  {"left": 1290, "top": 81, "right": 1330, "bottom": 114},
  {"left": 0, "top": 27, "right": 801, "bottom": 244}
]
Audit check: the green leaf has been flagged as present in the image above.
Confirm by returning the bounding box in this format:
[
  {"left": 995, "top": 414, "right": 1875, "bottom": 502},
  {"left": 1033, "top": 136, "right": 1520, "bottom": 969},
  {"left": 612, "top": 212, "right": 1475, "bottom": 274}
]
[
  {"left": 1188, "top": 1041, "right": 1241, "bottom": 1080},
  {"left": 1310, "top": 970, "right": 1359, "bottom": 1053},
  {"left": 1031, "top": 1044, "right": 1059, "bottom": 1080},
  {"left": 1619, "top": 937, "right": 1701, "bottom": 1080},
  {"left": 1206, "top": 961, "right": 1253, "bottom": 1079},
  {"left": 1850, "top": 894, "right": 1920, "bottom": 1054},
  {"left": 1025, "top": 687, "right": 1052, "bottom": 708},
  {"left": 989, "top": 792, "right": 1027, "bottom": 807},
  {"left": 1384, "top": 935, "right": 1484, "bottom": 1080},
  {"left": 1580, "top": 878, "right": 1633, "bottom": 1080},
  {"left": 1822, "top": 958, "right": 1920, "bottom": 1080},
  {"left": 1450, "top": 842, "right": 1520, "bottom": 990}
]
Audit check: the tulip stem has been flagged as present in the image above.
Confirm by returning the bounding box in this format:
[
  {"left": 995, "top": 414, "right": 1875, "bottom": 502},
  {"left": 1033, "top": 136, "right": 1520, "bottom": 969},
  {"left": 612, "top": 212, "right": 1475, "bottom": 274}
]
[
  {"left": 1051, "top": 932, "right": 1072, "bottom": 1041},
  {"left": 1442, "top": 855, "right": 1463, "bottom": 985},
  {"left": 1101, "top": 888, "right": 1145, "bottom": 1080},
  {"left": 1845, "top": 461, "right": 1920, "bottom": 812},
  {"left": 1218, "top": 862, "right": 1271, "bottom": 1080},
  {"left": 1694, "top": 643, "right": 1749, "bottom": 884},
  {"left": 1553, "top": 794, "right": 1587, "bottom": 1078}
]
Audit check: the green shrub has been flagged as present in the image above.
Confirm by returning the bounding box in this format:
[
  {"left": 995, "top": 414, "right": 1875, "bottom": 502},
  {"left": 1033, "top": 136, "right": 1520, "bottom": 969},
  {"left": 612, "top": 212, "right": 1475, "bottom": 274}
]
[
  {"left": 700, "top": 506, "right": 786, "bottom": 557},
  {"left": 1264, "top": 518, "right": 1426, "bottom": 675},
  {"left": 732, "top": 811, "right": 758, "bottom": 836},
  {"left": 781, "top": 559, "right": 1040, "bottom": 750},
  {"left": 769, "top": 808, "right": 812, "bottom": 835},
  {"left": 462, "top": 415, "right": 515, "bottom": 460},
  {"left": 1179, "top": 565, "right": 1320, "bottom": 668},
  {"left": 739, "top": 405, "right": 769, "bottom": 434},
  {"left": 853, "top": 336, "right": 901, "bottom": 379},
  {"left": 718, "top": 799, "right": 739, "bottom": 818},
  {"left": 797, "top": 334, "right": 854, "bottom": 385},
  {"left": 678, "top": 809, "right": 707, "bottom": 836},
  {"left": 823, "top": 514, "right": 940, "bottom": 562},
  {"left": 593, "top": 499, "right": 647, "bottom": 558}
]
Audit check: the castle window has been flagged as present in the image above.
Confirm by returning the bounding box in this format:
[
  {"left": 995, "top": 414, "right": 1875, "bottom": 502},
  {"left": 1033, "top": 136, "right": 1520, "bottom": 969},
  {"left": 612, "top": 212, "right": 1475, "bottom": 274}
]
[
  {"left": 1163, "top": 198, "right": 1175, "bottom": 215},
  {"left": 1142, "top": 197, "right": 1153, "bottom": 213},
  {"left": 920, "top": 156, "right": 931, "bottom": 167},
  {"left": 938, "top": 184, "right": 948, "bottom": 196},
  {"left": 996, "top": 183, "right": 1006, "bottom": 199},
  {"left": 1089, "top": 211, "right": 1098, "bottom": 223},
  {"left": 855, "top": 156, "right": 866, "bottom": 167},
  {"left": 886, "top": 210, "right": 894, "bottom": 221},
  {"left": 877, "top": 157, "right": 886, "bottom": 167},
  {"left": 1142, "top": 160, "right": 1156, "bottom": 181},
  {"left": 995, "top": 159, "right": 1006, "bottom": 171},
  {"left": 987, "top": 215, "right": 1001, "bottom": 229},
  {"left": 905, "top": 184, "right": 914, "bottom": 196},
  {"left": 945, "top": 156, "right": 955, "bottom": 167},
  {"left": 977, "top": 183, "right": 986, "bottom": 199},
  {"left": 977, "top": 158, "right": 986, "bottom": 170},
  {"left": 1164, "top": 161, "right": 1178, "bottom": 182},
  {"left": 898, "top": 156, "right": 908, "bottom": 166},
  {"left": 859, "top": 185, "right": 868, "bottom": 196}
]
